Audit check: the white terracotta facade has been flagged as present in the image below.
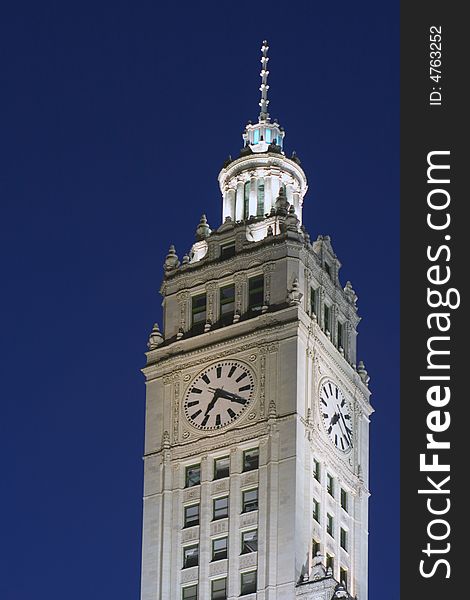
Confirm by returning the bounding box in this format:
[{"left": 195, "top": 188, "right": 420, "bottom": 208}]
[{"left": 140, "top": 42, "right": 372, "bottom": 600}]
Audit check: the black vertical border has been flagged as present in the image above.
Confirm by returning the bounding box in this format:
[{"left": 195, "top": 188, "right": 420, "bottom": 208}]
[{"left": 401, "top": 3, "right": 466, "bottom": 598}]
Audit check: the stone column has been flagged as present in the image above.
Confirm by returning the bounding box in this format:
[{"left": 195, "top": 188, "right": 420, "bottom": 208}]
[
  {"left": 293, "top": 190, "right": 302, "bottom": 223},
  {"left": 236, "top": 179, "right": 244, "bottom": 221},
  {"left": 223, "top": 187, "right": 236, "bottom": 221},
  {"left": 264, "top": 174, "right": 273, "bottom": 214}
]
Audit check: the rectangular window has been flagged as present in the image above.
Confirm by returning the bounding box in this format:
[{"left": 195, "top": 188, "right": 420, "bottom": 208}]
[
  {"left": 192, "top": 293, "right": 207, "bottom": 325},
  {"left": 184, "top": 504, "right": 200, "bottom": 528},
  {"left": 213, "top": 496, "right": 229, "bottom": 520},
  {"left": 337, "top": 321, "right": 344, "bottom": 349},
  {"left": 211, "top": 577, "right": 227, "bottom": 600},
  {"left": 241, "top": 529, "right": 258, "bottom": 554},
  {"left": 243, "top": 448, "right": 259, "bottom": 472},
  {"left": 248, "top": 275, "right": 264, "bottom": 311},
  {"left": 313, "top": 459, "right": 321, "bottom": 482},
  {"left": 327, "top": 473, "right": 334, "bottom": 497},
  {"left": 340, "top": 488, "right": 348, "bottom": 512},
  {"left": 182, "top": 584, "right": 198, "bottom": 600},
  {"left": 219, "top": 285, "right": 235, "bottom": 320},
  {"left": 212, "top": 536, "right": 228, "bottom": 561},
  {"left": 220, "top": 243, "right": 236, "bottom": 260},
  {"left": 340, "top": 567, "right": 348, "bottom": 588},
  {"left": 214, "top": 456, "right": 230, "bottom": 480},
  {"left": 326, "top": 553, "right": 334, "bottom": 571},
  {"left": 312, "top": 498, "right": 320, "bottom": 522},
  {"left": 185, "top": 464, "right": 201, "bottom": 488},
  {"left": 242, "top": 488, "right": 258, "bottom": 513},
  {"left": 340, "top": 528, "right": 348, "bottom": 551},
  {"left": 324, "top": 304, "right": 330, "bottom": 333},
  {"left": 243, "top": 182, "right": 250, "bottom": 219},
  {"left": 327, "top": 513, "right": 334, "bottom": 537},
  {"left": 183, "top": 544, "right": 199, "bottom": 569},
  {"left": 240, "top": 570, "right": 257, "bottom": 595},
  {"left": 312, "top": 539, "right": 320, "bottom": 557},
  {"left": 310, "top": 287, "right": 317, "bottom": 316}
]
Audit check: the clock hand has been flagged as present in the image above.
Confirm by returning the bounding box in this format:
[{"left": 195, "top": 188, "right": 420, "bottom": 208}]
[
  {"left": 209, "top": 388, "right": 248, "bottom": 404},
  {"left": 204, "top": 390, "right": 221, "bottom": 416},
  {"left": 337, "top": 406, "right": 352, "bottom": 443}
]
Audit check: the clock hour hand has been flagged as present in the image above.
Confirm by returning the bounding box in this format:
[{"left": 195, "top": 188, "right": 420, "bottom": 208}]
[{"left": 204, "top": 390, "right": 221, "bottom": 416}]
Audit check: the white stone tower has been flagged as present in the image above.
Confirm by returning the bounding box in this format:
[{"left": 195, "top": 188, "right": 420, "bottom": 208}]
[{"left": 141, "top": 41, "right": 373, "bottom": 600}]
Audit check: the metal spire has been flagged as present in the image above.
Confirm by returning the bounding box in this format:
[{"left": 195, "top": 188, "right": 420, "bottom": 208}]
[{"left": 259, "top": 40, "right": 270, "bottom": 122}]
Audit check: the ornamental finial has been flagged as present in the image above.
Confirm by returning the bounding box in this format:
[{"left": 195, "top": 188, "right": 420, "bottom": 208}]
[{"left": 259, "top": 40, "right": 270, "bottom": 122}]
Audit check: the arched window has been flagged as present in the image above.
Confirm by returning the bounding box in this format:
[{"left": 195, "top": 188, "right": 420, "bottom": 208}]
[
  {"left": 257, "top": 179, "right": 265, "bottom": 216},
  {"left": 244, "top": 181, "right": 250, "bottom": 219}
]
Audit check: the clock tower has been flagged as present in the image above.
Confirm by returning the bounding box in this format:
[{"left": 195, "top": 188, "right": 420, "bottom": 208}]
[{"left": 140, "top": 41, "right": 373, "bottom": 600}]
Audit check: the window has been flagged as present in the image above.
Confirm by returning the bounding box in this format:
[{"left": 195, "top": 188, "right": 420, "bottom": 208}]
[
  {"left": 185, "top": 465, "right": 201, "bottom": 488},
  {"left": 327, "top": 473, "right": 334, "bottom": 497},
  {"left": 257, "top": 179, "right": 265, "bottom": 216},
  {"left": 192, "top": 294, "right": 207, "bottom": 325},
  {"left": 312, "top": 498, "right": 320, "bottom": 522},
  {"left": 212, "top": 536, "right": 228, "bottom": 561},
  {"left": 313, "top": 459, "right": 321, "bottom": 482},
  {"left": 326, "top": 553, "right": 334, "bottom": 571},
  {"left": 220, "top": 243, "right": 235, "bottom": 260},
  {"left": 211, "top": 577, "right": 227, "bottom": 600},
  {"left": 243, "top": 448, "right": 259, "bottom": 472},
  {"left": 312, "top": 539, "right": 320, "bottom": 557},
  {"left": 242, "top": 488, "right": 258, "bottom": 513},
  {"left": 340, "top": 488, "right": 348, "bottom": 512},
  {"left": 241, "top": 529, "right": 258, "bottom": 554},
  {"left": 182, "top": 584, "right": 198, "bottom": 600},
  {"left": 327, "top": 513, "right": 334, "bottom": 537},
  {"left": 214, "top": 456, "right": 230, "bottom": 480},
  {"left": 213, "top": 496, "right": 229, "bottom": 520},
  {"left": 253, "top": 129, "right": 260, "bottom": 144},
  {"left": 219, "top": 286, "right": 235, "bottom": 320},
  {"left": 184, "top": 504, "right": 200, "bottom": 528},
  {"left": 310, "top": 287, "right": 317, "bottom": 316},
  {"left": 240, "top": 570, "right": 257, "bottom": 595},
  {"left": 243, "top": 181, "right": 250, "bottom": 219},
  {"left": 324, "top": 262, "right": 332, "bottom": 278},
  {"left": 340, "top": 567, "right": 348, "bottom": 588},
  {"left": 324, "top": 304, "right": 330, "bottom": 333},
  {"left": 340, "top": 528, "right": 348, "bottom": 551},
  {"left": 248, "top": 276, "right": 264, "bottom": 311},
  {"left": 183, "top": 544, "right": 199, "bottom": 569},
  {"left": 337, "top": 321, "right": 344, "bottom": 349},
  {"left": 265, "top": 128, "right": 272, "bottom": 142}
]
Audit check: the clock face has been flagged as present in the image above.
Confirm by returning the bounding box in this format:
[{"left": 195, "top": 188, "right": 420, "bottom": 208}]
[
  {"left": 319, "top": 379, "right": 353, "bottom": 451},
  {"left": 183, "top": 361, "right": 255, "bottom": 431}
]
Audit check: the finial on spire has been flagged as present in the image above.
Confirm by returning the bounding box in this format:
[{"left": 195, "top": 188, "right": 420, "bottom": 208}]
[{"left": 259, "top": 40, "right": 270, "bottom": 122}]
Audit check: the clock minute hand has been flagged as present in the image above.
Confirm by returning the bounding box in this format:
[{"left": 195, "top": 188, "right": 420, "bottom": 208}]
[
  {"left": 337, "top": 406, "right": 352, "bottom": 443},
  {"left": 215, "top": 388, "right": 248, "bottom": 404}
]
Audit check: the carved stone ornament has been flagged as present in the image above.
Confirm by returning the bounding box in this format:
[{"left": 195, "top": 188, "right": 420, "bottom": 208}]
[
  {"left": 357, "top": 360, "right": 370, "bottom": 386},
  {"left": 163, "top": 244, "right": 180, "bottom": 272},
  {"left": 309, "top": 552, "right": 327, "bottom": 581},
  {"left": 147, "top": 323, "right": 164, "bottom": 350},
  {"left": 288, "top": 277, "right": 303, "bottom": 305}
]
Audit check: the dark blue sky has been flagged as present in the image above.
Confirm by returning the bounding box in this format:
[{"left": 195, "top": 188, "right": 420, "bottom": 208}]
[{"left": 0, "top": 2, "right": 399, "bottom": 598}]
